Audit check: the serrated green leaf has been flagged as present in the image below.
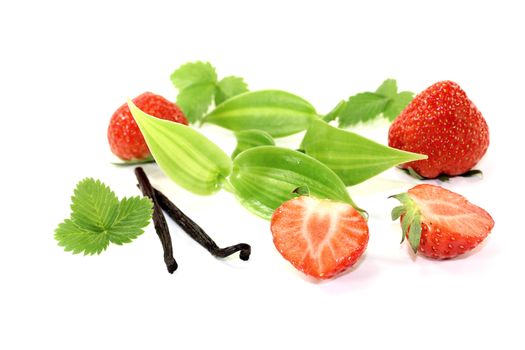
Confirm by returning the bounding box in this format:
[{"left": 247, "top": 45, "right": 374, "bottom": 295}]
[
  {"left": 376, "top": 79, "right": 398, "bottom": 98},
  {"left": 55, "top": 219, "right": 110, "bottom": 255},
  {"left": 383, "top": 91, "right": 414, "bottom": 121},
  {"left": 70, "top": 178, "right": 119, "bottom": 233},
  {"left": 170, "top": 61, "right": 217, "bottom": 90},
  {"left": 322, "top": 100, "right": 346, "bottom": 122},
  {"left": 229, "top": 146, "right": 360, "bottom": 220},
  {"left": 107, "top": 197, "right": 153, "bottom": 244},
  {"left": 302, "top": 120, "right": 427, "bottom": 186},
  {"left": 129, "top": 100, "right": 232, "bottom": 195},
  {"left": 175, "top": 83, "right": 216, "bottom": 123},
  {"left": 215, "top": 76, "right": 249, "bottom": 105},
  {"left": 170, "top": 61, "right": 218, "bottom": 123},
  {"left": 232, "top": 129, "right": 275, "bottom": 159},
  {"left": 338, "top": 92, "right": 390, "bottom": 127},
  {"left": 204, "top": 90, "right": 318, "bottom": 137},
  {"left": 55, "top": 179, "right": 153, "bottom": 255}
]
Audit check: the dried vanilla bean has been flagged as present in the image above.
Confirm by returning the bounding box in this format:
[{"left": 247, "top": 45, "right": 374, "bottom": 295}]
[
  {"left": 153, "top": 187, "right": 251, "bottom": 261},
  {"left": 134, "top": 167, "right": 177, "bottom": 273}
]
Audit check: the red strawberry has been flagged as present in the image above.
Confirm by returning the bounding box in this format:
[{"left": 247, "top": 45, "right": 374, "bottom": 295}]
[
  {"left": 270, "top": 196, "right": 369, "bottom": 279},
  {"left": 108, "top": 92, "right": 188, "bottom": 160},
  {"left": 391, "top": 184, "right": 494, "bottom": 259},
  {"left": 388, "top": 81, "right": 489, "bottom": 178}
]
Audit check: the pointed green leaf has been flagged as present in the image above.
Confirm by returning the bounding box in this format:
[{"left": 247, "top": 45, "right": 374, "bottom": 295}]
[
  {"left": 338, "top": 92, "right": 390, "bottom": 127},
  {"left": 376, "top": 79, "right": 398, "bottom": 98},
  {"left": 229, "top": 146, "right": 360, "bottom": 220},
  {"left": 215, "top": 76, "right": 249, "bottom": 105},
  {"left": 203, "top": 90, "right": 318, "bottom": 137},
  {"left": 129, "top": 100, "right": 232, "bottom": 195},
  {"left": 322, "top": 100, "right": 347, "bottom": 122},
  {"left": 232, "top": 129, "right": 275, "bottom": 159},
  {"left": 383, "top": 91, "right": 414, "bottom": 121},
  {"left": 302, "top": 120, "right": 427, "bottom": 186}
]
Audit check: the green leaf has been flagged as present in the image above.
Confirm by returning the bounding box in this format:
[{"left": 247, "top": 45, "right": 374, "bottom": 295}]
[
  {"left": 391, "top": 205, "right": 406, "bottom": 221},
  {"left": 55, "top": 179, "right": 153, "bottom": 255},
  {"left": 302, "top": 120, "right": 427, "bottom": 186},
  {"left": 107, "top": 197, "right": 154, "bottom": 245},
  {"left": 111, "top": 156, "right": 155, "bottom": 166},
  {"left": 215, "top": 76, "right": 249, "bottom": 105},
  {"left": 232, "top": 129, "right": 275, "bottom": 159},
  {"left": 55, "top": 219, "right": 110, "bottom": 255},
  {"left": 375, "top": 79, "right": 398, "bottom": 98},
  {"left": 170, "top": 61, "right": 218, "bottom": 123},
  {"left": 176, "top": 83, "right": 216, "bottom": 123},
  {"left": 129, "top": 100, "right": 232, "bottom": 195},
  {"left": 338, "top": 92, "right": 390, "bottom": 127},
  {"left": 229, "top": 146, "right": 360, "bottom": 220},
  {"left": 203, "top": 90, "right": 318, "bottom": 137},
  {"left": 383, "top": 91, "right": 414, "bottom": 121},
  {"left": 70, "top": 178, "right": 119, "bottom": 233},
  {"left": 292, "top": 185, "right": 311, "bottom": 196},
  {"left": 408, "top": 214, "right": 422, "bottom": 253},
  {"left": 390, "top": 191, "right": 422, "bottom": 251},
  {"left": 170, "top": 61, "right": 217, "bottom": 90},
  {"left": 322, "top": 100, "right": 346, "bottom": 122}
]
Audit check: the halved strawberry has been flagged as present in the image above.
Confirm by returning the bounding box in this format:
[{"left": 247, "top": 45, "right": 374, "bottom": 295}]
[
  {"left": 391, "top": 184, "right": 494, "bottom": 259},
  {"left": 270, "top": 196, "right": 369, "bottom": 279}
]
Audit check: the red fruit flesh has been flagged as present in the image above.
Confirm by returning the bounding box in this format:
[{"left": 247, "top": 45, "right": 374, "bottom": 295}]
[
  {"left": 405, "top": 184, "right": 494, "bottom": 259},
  {"left": 271, "top": 196, "right": 369, "bottom": 279},
  {"left": 388, "top": 81, "right": 489, "bottom": 178},
  {"left": 108, "top": 92, "right": 188, "bottom": 160}
]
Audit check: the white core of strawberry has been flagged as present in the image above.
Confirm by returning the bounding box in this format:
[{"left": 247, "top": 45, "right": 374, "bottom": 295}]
[{"left": 298, "top": 197, "right": 361, "bottom": 269}]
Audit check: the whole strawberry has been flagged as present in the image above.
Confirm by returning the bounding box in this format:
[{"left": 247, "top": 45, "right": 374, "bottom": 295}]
[
  {"left": 108, "top": 92, "right": 188, "bottom": 161},
  {"left": 391, "top": 184, "right": 494, "bottom": 259},
  {"left": 388, "top": 81, "right": 489, "bottom": 178}
]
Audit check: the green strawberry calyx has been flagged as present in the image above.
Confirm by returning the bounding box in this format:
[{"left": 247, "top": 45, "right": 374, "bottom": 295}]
[{"left": 390, "top": 192, "right": 422, "bottom": 253}]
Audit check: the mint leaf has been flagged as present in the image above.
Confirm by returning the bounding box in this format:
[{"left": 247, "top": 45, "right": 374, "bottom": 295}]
[
  {"left": 375, "top": 79, "right": 398, "bottom": 98},
  {"left": 383, "top": 91, "right": 414, "bottom": 121},
  {"left": 55, "top": 178, "right": 153, "bottom": 255},
  {"left": 215, "top": 76, "right": 248, "bottom": 105},
  {"left": 338, "top": 92, "right": 390, "bottom": 127},
  {"left": 170, "top": 61, "right": 218, "bottom": 123}
]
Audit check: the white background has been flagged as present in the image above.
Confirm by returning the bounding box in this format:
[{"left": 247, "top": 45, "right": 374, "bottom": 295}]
[{"left": 1, "top": 1, "right": 524, "bottom": 349}]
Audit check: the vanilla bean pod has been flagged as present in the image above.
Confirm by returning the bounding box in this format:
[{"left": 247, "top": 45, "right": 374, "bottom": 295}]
[
  {"left": 152, "top": 187, "right": 251, "bottom": 261},
  {"left": 134, "top": 167, "right": 178, "bottom": 273}
]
